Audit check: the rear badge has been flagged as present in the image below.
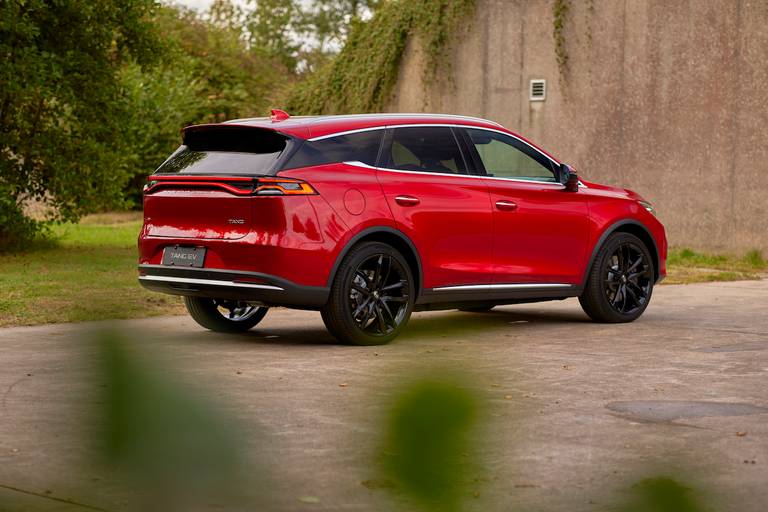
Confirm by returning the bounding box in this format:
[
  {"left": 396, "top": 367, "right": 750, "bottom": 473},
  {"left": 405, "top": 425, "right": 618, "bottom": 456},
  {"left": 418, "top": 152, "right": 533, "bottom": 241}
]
[{"left": 227, "top": 218, "right": 245, "bottom": 224}]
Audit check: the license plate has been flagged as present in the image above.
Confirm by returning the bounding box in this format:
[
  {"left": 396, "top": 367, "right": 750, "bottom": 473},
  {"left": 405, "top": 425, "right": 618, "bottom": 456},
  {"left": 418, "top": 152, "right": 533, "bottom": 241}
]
[{"left": 162, "top": 246, "right": 206, "bottom": 268}]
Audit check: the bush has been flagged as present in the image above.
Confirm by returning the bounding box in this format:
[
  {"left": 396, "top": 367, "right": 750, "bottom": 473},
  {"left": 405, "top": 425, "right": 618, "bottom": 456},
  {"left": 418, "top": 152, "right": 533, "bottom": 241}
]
[{"left": 0, "top": 189, "right": 43, "bottom": 252}]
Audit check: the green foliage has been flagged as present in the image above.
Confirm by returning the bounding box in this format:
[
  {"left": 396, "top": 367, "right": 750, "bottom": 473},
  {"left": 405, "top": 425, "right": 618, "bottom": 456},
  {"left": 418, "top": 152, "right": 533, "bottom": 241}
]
[
  {"left": 119, "top": 58, "right": 202, "bottom": 205},
  {"left": 743, "top": 248, "right": 765, "bottom": 267},
  {"left": 297, "top": 0, "right": 382, "bottom": 70},
  {"left": 665, "top": 246, "right": 766, "bottom": 284},
  {"left": 0, "top": 184, "right": 45, "bottom": 251},
  {"left": 552, "top": 0, "right": 570, "bottom": 80},
  {"left": 286, "top": 0, "right": 476, "bottom": 114},
  {"left": 668, "top": 247, "right": 767, "bottom": 271},
  {"left": 95, "top": 329, "right": 262, "bottom": 509},
  {"left": 620, "top": 477, "right": 705, "bottom": 512},
  {"left": 0, "top": 0, "right": 162, "bottom": 249},
  {"left": 379, "top": 377, "right": 480, "bottom": 511},
  {"left": 247, "top": 0, "right": 303, "bottom": 71},
  {"left": 0, "top": 213, "right": 185, "bottom": 327},
  {"left": 121, "top": 3, "right": 286, "bottom": 204},
  {"left": 245, "top": 0, "right": 382, "bottom": 73}
]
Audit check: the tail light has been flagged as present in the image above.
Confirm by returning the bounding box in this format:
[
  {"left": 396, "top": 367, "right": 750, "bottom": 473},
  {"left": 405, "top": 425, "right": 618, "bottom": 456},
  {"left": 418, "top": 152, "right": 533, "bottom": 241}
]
[
  {"left": 144, "top": 176, "right": 316, "bottom": 196},
  {"left": 254, "top": 178, "right": 316, "bottom": 196}
]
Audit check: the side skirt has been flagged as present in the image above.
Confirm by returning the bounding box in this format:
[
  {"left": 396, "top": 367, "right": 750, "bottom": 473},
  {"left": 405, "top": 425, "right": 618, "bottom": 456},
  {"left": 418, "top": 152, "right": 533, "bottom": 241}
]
[{"left": 415, "top": 283, "right": 582, "bottom": 309}]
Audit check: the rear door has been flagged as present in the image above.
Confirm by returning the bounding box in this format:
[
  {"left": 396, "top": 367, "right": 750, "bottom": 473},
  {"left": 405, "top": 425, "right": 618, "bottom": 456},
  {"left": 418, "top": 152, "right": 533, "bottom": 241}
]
[
  {"left": 375, "top": 126, "right": 494, "bottom": 289},
  {"left": 460, "top": 127, "right": 590, "bottom": 284}
]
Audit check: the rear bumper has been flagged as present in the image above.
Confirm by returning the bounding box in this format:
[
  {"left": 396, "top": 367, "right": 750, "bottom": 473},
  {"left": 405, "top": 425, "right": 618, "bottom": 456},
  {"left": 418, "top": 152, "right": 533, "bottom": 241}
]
[{"left": 138, "top": 264, "right": 329, "bottom": 309}]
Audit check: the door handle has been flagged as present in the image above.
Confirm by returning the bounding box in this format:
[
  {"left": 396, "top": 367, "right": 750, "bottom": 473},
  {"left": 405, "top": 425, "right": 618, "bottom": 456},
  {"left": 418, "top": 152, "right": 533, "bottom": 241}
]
[
  {"left": 495, "top": 200, "right": 518, "bottom": 211},
  {"left": 395, "top": 195, "right": 420, "bottom": 207}
]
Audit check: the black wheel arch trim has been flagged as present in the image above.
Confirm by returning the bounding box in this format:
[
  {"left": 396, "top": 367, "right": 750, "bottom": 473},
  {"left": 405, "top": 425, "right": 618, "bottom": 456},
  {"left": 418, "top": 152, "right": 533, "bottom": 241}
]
[
  {"left": 327, "top": 226, "right": 423, "bottom": 297},
  {"left": 583, "top": 219, "right": 660, "bottom": 287}
]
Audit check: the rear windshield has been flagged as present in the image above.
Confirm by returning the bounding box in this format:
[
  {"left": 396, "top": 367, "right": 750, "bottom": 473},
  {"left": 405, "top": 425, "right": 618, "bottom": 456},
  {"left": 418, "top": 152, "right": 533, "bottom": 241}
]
[{"left": 155, "top": 127, "right": 289, "bottom": 175}]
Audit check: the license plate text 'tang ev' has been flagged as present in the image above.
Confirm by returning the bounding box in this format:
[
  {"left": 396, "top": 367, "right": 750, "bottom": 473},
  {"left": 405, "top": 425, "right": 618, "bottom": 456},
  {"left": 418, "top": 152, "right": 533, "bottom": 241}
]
[{"left": 161, "top": 246, "right": 206, "bottom": 268}]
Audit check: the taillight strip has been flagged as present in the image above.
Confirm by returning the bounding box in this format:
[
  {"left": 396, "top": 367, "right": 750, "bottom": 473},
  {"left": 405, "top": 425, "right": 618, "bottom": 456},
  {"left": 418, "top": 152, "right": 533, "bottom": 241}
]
[
  {"left": 144, "top": 175, "right": 317, "bottom": 196},
  {"left": 145, "top": 181, "right": 254, "bottom": 195}
]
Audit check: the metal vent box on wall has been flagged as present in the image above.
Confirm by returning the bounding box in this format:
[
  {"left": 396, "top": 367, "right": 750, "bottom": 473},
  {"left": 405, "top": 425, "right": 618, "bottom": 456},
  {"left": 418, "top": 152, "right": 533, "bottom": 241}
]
[{"left": 530, "top": 79, "right": 546, "bottom": 101}]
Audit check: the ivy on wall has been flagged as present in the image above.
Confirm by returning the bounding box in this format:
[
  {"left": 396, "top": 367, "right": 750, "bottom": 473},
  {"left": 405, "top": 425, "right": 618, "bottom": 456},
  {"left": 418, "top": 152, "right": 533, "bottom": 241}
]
[
  {"left": 285, "top": 0, "right": 475, "bottom": 115},
  {"left": 552, "top": 0, "right": 570, "bottom": 81}
]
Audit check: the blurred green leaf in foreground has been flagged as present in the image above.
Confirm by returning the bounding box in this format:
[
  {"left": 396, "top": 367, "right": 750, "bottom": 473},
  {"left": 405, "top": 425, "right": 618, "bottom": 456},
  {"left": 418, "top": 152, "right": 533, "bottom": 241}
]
[
  {"left": 379, "top": 375, "right": 482, "bottom": 512},
  {"left": 94, "top": 329, "right": 266, "bottom": 511},
  {"left": 620, "top": 477, "right": 706, "bottom": 512}
]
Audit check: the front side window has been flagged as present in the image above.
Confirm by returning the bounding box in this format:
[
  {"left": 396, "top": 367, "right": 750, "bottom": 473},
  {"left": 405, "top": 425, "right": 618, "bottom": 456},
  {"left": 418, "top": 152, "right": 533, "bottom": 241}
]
[
  {"left": 466, "top": 128, "right": 556, "bottom": 182},
  {"left": 282, "top": 130, "right": 383, "bottom": 170},
  {"left": 382, "top": 127, "right": 466, "bottom": 174}
]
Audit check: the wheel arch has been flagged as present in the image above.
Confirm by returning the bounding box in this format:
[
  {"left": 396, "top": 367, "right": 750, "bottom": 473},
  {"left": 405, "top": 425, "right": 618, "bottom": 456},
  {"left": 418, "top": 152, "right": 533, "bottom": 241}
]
[
  {"left": 583, "top": 220, "right": 661, "bottom": 286},
  {"left": 327, "top": 227, "right": 423, "bottom": 298}
]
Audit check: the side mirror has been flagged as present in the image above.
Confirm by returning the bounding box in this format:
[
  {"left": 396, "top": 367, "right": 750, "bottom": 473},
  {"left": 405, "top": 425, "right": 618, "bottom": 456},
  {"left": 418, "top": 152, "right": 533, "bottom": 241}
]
[{"left": 561, "top": 163, "right": 579, "bottom": 192}]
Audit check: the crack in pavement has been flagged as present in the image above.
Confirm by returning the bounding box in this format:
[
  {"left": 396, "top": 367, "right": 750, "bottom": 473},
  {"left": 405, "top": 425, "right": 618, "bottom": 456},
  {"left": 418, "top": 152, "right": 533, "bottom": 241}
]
[
  {"left": 1, "top": 376, "right": 26, "bottom": 411},
  {"left": 655, "top": 324, "right": 768, "bottom": 337},
  {"left": 0, "top": 483, "right": 110, "bottom": 511}
]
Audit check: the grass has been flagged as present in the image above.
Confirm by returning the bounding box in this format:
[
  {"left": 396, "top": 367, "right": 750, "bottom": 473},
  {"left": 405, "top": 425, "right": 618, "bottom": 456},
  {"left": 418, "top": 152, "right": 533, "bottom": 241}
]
[
  {"left": 664, "top": 248, "right": 767, "bottom": 284},
  {"left": 0, "top": 212, "right": 183, "bottom": 327},
  {"left": 0, "top": 212, "right": 765, "bottom": 327}
]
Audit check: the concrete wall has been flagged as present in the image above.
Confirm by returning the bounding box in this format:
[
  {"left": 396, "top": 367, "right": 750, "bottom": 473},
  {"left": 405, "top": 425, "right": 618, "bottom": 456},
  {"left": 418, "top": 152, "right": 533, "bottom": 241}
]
[{"left": 387, "top": 0, "right": 768, "bottom": 254}]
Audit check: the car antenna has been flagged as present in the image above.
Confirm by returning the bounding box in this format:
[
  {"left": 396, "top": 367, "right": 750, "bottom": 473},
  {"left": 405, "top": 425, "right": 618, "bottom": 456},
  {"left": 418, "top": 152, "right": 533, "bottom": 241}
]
[{"left": 270, "top": 109, "right": 290, "bottom": 122}]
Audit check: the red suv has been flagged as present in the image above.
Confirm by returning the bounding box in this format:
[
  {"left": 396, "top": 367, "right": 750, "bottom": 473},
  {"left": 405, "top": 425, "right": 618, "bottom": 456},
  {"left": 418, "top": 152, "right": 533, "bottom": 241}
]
[{"left": 138, "top": 111, "right": 667, "bottom": 345}]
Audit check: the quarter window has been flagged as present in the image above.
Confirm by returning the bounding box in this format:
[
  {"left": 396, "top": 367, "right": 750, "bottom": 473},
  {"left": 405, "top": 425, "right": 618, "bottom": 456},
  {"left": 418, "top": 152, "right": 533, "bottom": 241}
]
[
  {"left": 466, "top": 128, "right": 556, "bottom": 182},
  {"left": 282, "top": 130, "right": 383, "bottom": 170},
  {"left": 382, "top": 126, "right": 466, "bottom": 174}
]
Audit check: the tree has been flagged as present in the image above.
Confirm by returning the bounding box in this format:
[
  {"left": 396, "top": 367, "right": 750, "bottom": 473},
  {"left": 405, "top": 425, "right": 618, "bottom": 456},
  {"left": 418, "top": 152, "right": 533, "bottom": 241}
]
[
  {"left": 245, "top": 0, "right": 381, "bottom": 73},
  {"left": 0, "top": 0, "right": 162, "bottom": 250},
  {"left": 121, "top": 2, "right": 288, "bottom": 204},
  {"left": 301, "top": 0, "right": 381, "bottom": 52},
  {"left": 246, "top": 0, "right": 303, "bottom": 71}
]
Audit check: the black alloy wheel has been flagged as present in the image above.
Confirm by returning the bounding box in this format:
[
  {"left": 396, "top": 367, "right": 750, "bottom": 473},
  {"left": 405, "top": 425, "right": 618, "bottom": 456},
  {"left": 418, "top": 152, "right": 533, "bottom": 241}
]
[
  {"left": 184, "top": 296, "right": 269, "bottom": 332},
  {"left": 322, "top": 242, "right": 414, "bottom": 345},
  {"left": 579, "top": 232, "right": 654, "bottom": 323},
  {"left": 603, "top": 242, "right": 652, "bottom": 314},
  {"left": 349, "top": 253, "right": 410, "bottom": 335}
]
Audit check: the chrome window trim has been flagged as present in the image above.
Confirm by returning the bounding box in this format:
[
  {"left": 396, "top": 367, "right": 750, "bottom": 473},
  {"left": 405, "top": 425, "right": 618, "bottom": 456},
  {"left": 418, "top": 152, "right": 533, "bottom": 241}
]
[
  {"left": 308, "top": 125, "right": 389, "bottom": 141},
  {"left": 343, "top": 161, "right": 565, "bottom": 187},
  {"left": 139, "top": 275, "right": 285, "bottom": 291},
  {"left": 310, "top": 123, "right": 559, "bottom": 167},
  {"left": 343, "top": 160, "right": 378, "bottom": 170},
  {"left": 431, "top": 283, "right": 573, "bottom": 292}
]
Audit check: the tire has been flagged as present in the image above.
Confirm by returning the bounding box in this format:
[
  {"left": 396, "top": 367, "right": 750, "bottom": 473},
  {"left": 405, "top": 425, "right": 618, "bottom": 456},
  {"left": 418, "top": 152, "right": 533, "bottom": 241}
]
[
  {"left": 459, "top": 306, "right": 495, "bottom": 312},
  {"left": 579, "top": 232, "right": 655, "bottom": 323},
  {"left": 184, "top": 297, "right": 268, "bottom": 333},
  {"left": 321, "top": 241, "right": 415, "bottom": 345}
]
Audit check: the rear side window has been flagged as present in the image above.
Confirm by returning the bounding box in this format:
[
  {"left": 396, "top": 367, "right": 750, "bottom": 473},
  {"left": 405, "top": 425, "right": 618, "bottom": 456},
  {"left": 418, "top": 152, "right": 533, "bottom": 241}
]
[
  {"left": 381, "top": 126, "right": 466, "bottom": 174},
  {"left": 155, "top": 127, "right": 289, "bottom": 175},
  {"left": 282, "top": 130, "right": 383, "bottom": 170}
]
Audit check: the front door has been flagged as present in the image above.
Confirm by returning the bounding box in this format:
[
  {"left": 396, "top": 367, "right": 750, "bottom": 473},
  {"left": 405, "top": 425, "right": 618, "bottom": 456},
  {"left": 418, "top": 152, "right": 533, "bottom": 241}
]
[
  {"left": 461, "top": 127, "right": 590, "bottom": 284},
  {"left": 376, "top": 126, "right": 494, "bottom": 289}
]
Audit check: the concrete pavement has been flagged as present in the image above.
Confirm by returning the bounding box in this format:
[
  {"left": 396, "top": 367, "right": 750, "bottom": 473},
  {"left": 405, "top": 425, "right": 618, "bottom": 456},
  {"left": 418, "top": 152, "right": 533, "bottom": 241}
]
[{"left": 0, "top": 280, "right": 766, "bottom": 511}]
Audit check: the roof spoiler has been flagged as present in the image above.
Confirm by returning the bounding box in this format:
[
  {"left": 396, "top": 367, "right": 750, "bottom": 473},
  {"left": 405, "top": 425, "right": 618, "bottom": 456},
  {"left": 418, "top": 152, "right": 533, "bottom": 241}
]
[{"left": 180, "top": 124, "right": 290, "bottom": 153}]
